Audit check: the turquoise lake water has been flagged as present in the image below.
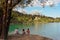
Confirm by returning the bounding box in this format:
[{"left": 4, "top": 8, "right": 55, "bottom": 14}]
[{"left": 9, "top": 23, "right": 60, "bottom": 40}]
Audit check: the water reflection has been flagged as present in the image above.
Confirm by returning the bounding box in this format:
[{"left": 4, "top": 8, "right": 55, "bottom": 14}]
[{"left": 34, "top": 22, "right": 39, "bottom": 32}]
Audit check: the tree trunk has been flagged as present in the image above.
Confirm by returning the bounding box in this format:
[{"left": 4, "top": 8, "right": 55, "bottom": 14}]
[
  {"left": 0, "top": 7, "right": 3, "bottom": 38},
  {"left": 4, "top": 0, "right": 12, "bottom": 39},
  {"left": 4, "top": 8, "right": 12, "bottom": 40},
  {"left": 0, "top": 0, "right": 21, "bottom": 40},
  {"left": 0, "top": 0, "right": 9, "bottom": 39}
]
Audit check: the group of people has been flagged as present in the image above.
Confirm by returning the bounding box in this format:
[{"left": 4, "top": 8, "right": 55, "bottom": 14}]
[{"left": 14, "top": 28, "right": 30, "bottom": 35}]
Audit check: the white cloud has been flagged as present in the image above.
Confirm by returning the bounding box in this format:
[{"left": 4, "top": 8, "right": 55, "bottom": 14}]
[
  {"left": 30, "top": 0, "right": 41, "bottom": 6},
  {"left": 28, "top": 0, "right": 60, "bottom": 7},
  {"left": 29, "top": 9, "right": 43, "bottom": 15},
  {"left": 54, "top": 0, "right": 60, "bottom": 4}
]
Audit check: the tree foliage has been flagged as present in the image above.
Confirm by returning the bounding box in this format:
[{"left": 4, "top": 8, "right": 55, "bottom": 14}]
[{"left": 0, "top": 0, "right": 32, "bottom": 39}]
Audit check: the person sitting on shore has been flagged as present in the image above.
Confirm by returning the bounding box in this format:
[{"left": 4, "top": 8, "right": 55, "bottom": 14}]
[
  {"left": 26, "top": 28, "right": 30, "bottom": 35},
  {"left": 22, "top": 29, "right": 26, "bottom": 35},
  {"left": 14, "top": 28, "right": 19, "bottom": 35}
]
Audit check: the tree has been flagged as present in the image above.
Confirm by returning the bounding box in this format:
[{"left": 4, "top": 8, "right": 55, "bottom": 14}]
[
  {"left": 0, "top": 0, "right": 54, "bottom": 40},
  {"left": 0, "top": 0, "right": 32, "bottom": 40}
]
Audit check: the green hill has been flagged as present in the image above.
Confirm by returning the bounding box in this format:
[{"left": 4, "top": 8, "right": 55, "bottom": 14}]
[{"left": 11, "top": 11, "right": 60, "bottom": 24}]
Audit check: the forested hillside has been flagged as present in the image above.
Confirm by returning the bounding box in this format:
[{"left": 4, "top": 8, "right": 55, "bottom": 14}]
[{"left": 11, "top": 11, "right": 60, "bottom": 24}]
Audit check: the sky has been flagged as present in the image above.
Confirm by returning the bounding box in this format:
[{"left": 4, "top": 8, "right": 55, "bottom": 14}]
[{"left": 14, "top": 0, "right": 60, "bottom": 18}]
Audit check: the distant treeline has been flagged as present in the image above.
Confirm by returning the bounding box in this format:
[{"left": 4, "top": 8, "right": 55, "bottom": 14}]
[{"left": 11, "top": 11, "right": 60, "bottom": 24}]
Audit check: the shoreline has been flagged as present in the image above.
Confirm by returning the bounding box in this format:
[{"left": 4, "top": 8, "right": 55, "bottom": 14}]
[{"left": 7, "top": 34, "right": 53, "bottom": 40}]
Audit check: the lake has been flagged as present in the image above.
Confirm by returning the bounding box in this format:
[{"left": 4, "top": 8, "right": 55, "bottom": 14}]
[{"left": 9, "top": 23, "right": 60, "bottom": 40}]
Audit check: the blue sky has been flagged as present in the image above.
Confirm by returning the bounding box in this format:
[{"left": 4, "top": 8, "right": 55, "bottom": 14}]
[
  {"left": 23, "top": 3, "right": 60, "bottom": 18},
  {"left": 14, "top": 0, "right": 60, "bottom": 18}
]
